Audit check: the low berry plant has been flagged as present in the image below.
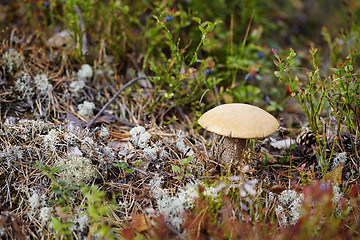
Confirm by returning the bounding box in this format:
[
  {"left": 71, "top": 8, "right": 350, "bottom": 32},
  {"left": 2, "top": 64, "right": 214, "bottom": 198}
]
[{"left": 0, "top": 0, "right": 360, "bottom": 239}]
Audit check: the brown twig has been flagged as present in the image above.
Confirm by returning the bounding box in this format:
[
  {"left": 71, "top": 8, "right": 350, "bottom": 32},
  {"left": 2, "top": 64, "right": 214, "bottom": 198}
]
[{"left": 87, "top": 76, "right": 154, "bottom": 128}]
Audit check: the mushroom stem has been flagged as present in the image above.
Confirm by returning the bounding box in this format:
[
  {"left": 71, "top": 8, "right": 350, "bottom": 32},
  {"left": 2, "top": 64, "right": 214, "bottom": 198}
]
[{"left": 218, "top": 136, "right": 247, "bottom": 165}]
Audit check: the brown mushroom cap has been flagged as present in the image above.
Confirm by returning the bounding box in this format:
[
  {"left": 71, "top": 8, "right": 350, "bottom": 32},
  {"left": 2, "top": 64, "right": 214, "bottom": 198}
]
[{"left": 198, "top": 103, "right": 279, "bottom": 139}]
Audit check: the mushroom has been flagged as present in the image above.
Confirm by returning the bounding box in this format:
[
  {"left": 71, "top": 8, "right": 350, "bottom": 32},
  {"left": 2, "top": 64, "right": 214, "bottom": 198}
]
[{"left": 198, "top": 103, "right": 279, "bottom": 165}]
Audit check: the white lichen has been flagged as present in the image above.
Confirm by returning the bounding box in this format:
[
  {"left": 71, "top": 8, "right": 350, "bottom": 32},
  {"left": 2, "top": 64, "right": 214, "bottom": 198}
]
[
  {"left": 129, "top": 126, "right": 146, "bottom": 136},
  {"left": 275, "top": 190, "right": 303, "bottom": 226},
  {"left": 159, "top": 149, "right": 170, "bottom": 160},
  {"left": 149, "top": 175, "right": 163, "bottom": 198},
  {"left": 34, "top": 74, "right": 53, "bottom": 95},
  {"left": 43, "top": 129, "right": 59, "bottom": 150},
  {"left": 0, "top": 145, "right": 24, "bottom": 168},
  {"left": 175, "top": 134, "right": 193, "bottom": 156},
  {"left": 15, "top": 73, "right": 34, "bottom": 100},
  {"left": 99, "top": 126, "right": 110, "bottom": 139},
  {"left": 69, "top": 211, "right": 89, "bottom": 234},
  {"left": 130, "top": 126, "right": 151, "bottom": 148},
  {"left": 332, "top": 185, "right": 349, "bottom": 216},
  {"left": 55, "top": 153, "right": 97, "bottom": 187},
  {"left": 243, "top": 179, "right": 258, "bottom": 196},
  {"left": 102, "top": 146, "right": 115, "bottom": 160},
  {"left": 332, "top": 152, "right": 347, "bottom": 169},
  {"left": 64, "top": 132, "right": 77, "bottom": 145},
  {"left": 77, "top": 64, "right": 93, "bottom": 80},
  {"left": 77, "top": 101, "right": 95, "bottom": 117},
  {"left": 39, "top": 207, "right": 51, "bottom": 225},
  {"left": 80, "top": 136, "right": 99, "bottom": 157},
  {"left": 0, "top": 227, "right": 5, "bottom": 237},
  {"left": 137, "top": 132, "right": 151, "bottom": 148},
  {"left": 203, "top": 186, "right": 219, "bottom": 200},
  {"left": 143, "top": 147, "right": 158, "bottom": 161},
  {"left": 70, "top": 79, "right": 85, "bottom": 92},
  {"left": 2, "top": 48, "right": 23, "bottom": 73},
  {"left": 28, "top": 191, "right": 40, "bottom": 215},
  {"left": 149, "top": 176, "right": 202, "bottom": 229}
]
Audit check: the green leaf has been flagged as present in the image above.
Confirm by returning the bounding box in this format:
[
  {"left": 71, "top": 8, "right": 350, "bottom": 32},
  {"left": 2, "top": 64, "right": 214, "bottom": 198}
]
[
  {"left": 113, "top": 162, "right": 127, "bottom": 168},
  {"left": 345, "top": 65, "right": 353, "bottom": 72},
  {"left": 192, "top": 17, "right": 201, "bottom": 24},
  {"left": 99, "top": 225, "right": 111, "bottom": 236},
  {"left": 54, "top": 198, "right": 66, "bottom": 205},
  {"left": 119, "top": 5, "right": 129, "bottom": 14},
  {"left": 52, "top": 186, "right": 63, "bottom": 195},
  {"left": 36, "top": 161, "right": 47, "bottom": 170},
  {"left": 321, "top": 27, "right": 331, "bottom": 44},
  {"left": 172, "top": 165, "right": 182, "bottom": 172},
  {"left": 64, "top": 191, "right": 75, "bottom": 199},
  {"left": 214, "top": 19, "right": 222, "bottom": 25},
  {"left": 88, "top": 205, "right": 100, "bottom": 219},
  {"left": 51, "top": 217, "right": 62, "bottom": 232},
  {"left": 289, "top": 48, "right": 296, "bottom": 58},
  {"left": 66, "top": 185, "right": 78, "bottom": 191},
  {"left": 50, "top": 166, "right": 62, "bottom": 175},
  {"left": 58, "top": 181, "right": 67, "bottom": 187},
  {"left": 182, "top": 156, "right": 193, "bottom": 165},
  {"left": 125, "top": 168, "right": 135, "bottom": 173},
  {"left": 94, "top": 190, "right": 105, "bottom": 198},
  {"left": 99, "top": 205, "right": 110, "bottom": 215},
  {"left": 206, "top": 22, "right": 214, "bottom": 32}
]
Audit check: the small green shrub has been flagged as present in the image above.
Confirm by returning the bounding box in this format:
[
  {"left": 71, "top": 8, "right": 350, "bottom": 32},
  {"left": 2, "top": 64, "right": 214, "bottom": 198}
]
[{"left": 273, "top": 27, "right": 360, "bottom": 174}]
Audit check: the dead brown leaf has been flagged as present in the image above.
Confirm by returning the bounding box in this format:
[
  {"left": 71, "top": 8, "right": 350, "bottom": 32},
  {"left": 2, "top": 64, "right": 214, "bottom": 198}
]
[
  {"left": 269, "top": 184, "right": 286, "bottom": 194},
  {"left": 322, "top": 164, "right": 344, "bottom": 185},
  {"left": 131, "top": 214, "right": 150, "bottom": 233}
]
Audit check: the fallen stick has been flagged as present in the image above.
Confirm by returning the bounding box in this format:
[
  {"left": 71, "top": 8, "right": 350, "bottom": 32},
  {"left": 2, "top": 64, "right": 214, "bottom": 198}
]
[{"left": 87, "top": 76, "right": 154, "bottom": 128}]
